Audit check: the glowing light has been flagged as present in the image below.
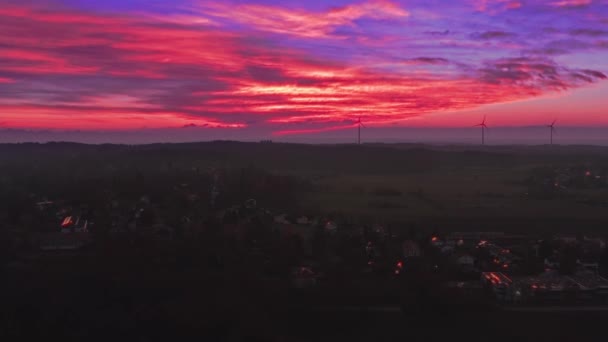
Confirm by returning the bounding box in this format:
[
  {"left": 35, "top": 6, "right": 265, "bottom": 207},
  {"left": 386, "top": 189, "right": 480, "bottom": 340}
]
[{"left": 61, "top": 216, "right": 74, "bottom": 227}]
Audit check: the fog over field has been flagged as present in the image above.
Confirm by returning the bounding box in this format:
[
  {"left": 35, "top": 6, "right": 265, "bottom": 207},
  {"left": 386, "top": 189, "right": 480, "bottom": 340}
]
[{"left": 3, "top": 126, "right": 608, "bottom": 145}]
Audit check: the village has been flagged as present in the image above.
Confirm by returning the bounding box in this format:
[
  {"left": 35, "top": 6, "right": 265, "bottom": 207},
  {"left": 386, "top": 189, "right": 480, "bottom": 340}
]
[{"left": 3, "top": 187, "right": 608, "bottom": 312}]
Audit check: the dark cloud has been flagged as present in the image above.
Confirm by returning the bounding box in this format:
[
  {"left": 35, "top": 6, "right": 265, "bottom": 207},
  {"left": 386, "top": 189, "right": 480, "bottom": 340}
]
[
  {"left": 472, "top": 31, "right": 516, "bottom": 40},
  {"left": 579, "top": 69, "right": 607, "bottom": 79},
  {"left": 542, "top": 27, "right": 561, "bottom": 34},
  {"left": 55, "top": 44, "right": 131, "bottom": 65},
  {"left": 245, "top": 65, "right": 289, "bottom": 83},
  {"left": 426, "top": 30, "right": 451, "bottom": 36},
  {"left": 525, "top": 47, "right": 570, "bottom": 56},
  {"left": 405, "top": 57, "right": 450, "bottom": 64},
  {"left": 478, "top": 57, "right": 605, "bottom": 90},
  {"left": 525, "top": 39, "right": 596, "bottom": 56},
  {"left": 570, "top": 28, "right": 608, "bottom": 37}
]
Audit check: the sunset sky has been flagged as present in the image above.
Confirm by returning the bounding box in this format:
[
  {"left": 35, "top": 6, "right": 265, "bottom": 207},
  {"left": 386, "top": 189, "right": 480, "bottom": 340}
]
[{"left": 1, "top": 0, "right": 608, "bottom": 143}]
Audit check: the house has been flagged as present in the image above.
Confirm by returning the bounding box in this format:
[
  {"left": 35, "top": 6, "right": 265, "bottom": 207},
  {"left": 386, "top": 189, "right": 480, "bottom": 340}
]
[
  {"left": 36, "top": 201, "right": 54, "bottom": 211},
  {"left": 244, "top": 198, "right": 257, "bottom": 209},
  {"left": 274, "top": 214, "right": 290, "bottom": 224},
  {"left": 324, "top": 221, "right": 338, "bottom": 233},
  {"left": 481, "top": 272, "right": 513, "bottom": 301},
  {"left": 60, "top": 216, "right": 88, "bottom": 233},
  {"left": 441, "top": 245, "right": 455, "bottom": 255},
  {"left": 456, "top": 254, "right": 475, "bottom": 266},
  {"left": 291, "top": 266, "right": 318, "bottom": 289},
  {"left": 35, "top": 232, "right": 90, "bottom": 251},
  {"left": 296, "top": 216, "right": 310, "bottom": 225},
  {"left": 402, "top": 240, "right": 422, "bottom": 257},
  {"left": 275, "top": 223, "right": 315, "bottom": 241},
  {"left": 555, "top": 234, "right": 578, "bottom": 244},
  {"left": 150, "top": 223, "right": 175, "bottom": 240},
  {"left": 544, "top": 257, "right": 560, "bottom": 270}
]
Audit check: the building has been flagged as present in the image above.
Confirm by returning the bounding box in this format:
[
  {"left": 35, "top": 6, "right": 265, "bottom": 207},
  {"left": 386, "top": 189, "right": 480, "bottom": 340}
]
[
  {"left": 403, "top": 240, "right": 422, "bottom": 258},
  {"left": 324, "top": 220, "right": 338, "bottom": 233},
  {"left": 456, "top": 254, "right": 475, "bottom": 267},
  {"left": 481, "top": 272, "right": 513, "bottom": 302},
  {"left": 483, "top": 270, "right": 608, "bottom": 304},
  {"left": 291, "top": 266, "right": 318, "bottom": 289},
  {"left": 35, "top": 232, "right": 90, "bottom": 251},
  {"left": 60, "top": 216, "right": 88, "bottom": 233}
]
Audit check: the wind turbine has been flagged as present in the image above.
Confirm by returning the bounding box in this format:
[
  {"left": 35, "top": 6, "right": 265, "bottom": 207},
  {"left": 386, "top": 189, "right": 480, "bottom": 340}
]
[
  {"left": 475, "top": 115, "right": 488, "bottom": 145},
  {"left": 357, "top": 116, "right": 365, "bottom": 145},
  {"left": 547, "top": 119, "right": 557, "bottom": 145}
]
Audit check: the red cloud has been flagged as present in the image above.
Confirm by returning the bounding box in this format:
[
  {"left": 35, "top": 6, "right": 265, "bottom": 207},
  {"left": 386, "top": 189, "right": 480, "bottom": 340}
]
[{"left": 0, "top": 2, "right": 605, "bottom": 135}]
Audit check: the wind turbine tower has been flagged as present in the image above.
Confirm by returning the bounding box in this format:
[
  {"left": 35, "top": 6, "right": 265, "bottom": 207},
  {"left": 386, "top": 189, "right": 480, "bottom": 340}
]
[
  {"left": 475, "top": 115, "right": 488, "bottom": 145},
  {"left": 357, "top": 117, "right": 365, "bottom": 145},
  {"left": 548, "top": 119, "right": 557, "bottom": 145}
]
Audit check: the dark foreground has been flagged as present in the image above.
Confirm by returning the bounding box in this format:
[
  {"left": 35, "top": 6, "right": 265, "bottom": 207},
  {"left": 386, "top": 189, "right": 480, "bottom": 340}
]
[
  {"left": 2, "top": 252, "right": 608, "bottom": 342},
  {"left": 3, "top": 142, "right": 608, "bottom": 341}
]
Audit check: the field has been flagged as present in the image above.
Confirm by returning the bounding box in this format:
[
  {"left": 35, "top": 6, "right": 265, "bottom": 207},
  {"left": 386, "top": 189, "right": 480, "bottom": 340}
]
[
  {"left": 2, "top": 141, "right": 608, "bottom": 234},
  {"left": 272, "top": 144, "right": 608, "bottom": 233},
  {"left": 300, "top": 166, "right": 608, "bottom": 229}
]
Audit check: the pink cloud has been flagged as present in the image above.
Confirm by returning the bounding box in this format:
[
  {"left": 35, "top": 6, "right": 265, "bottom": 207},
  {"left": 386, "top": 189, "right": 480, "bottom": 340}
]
[
  {"left": 550, "top": 0, "right": 592, "bottom": 7},
  {"left": 197, "top": 0, "right": 409, "bottom": 38},
  {"left": 472, "top": 0, "right": 523, "bottom": 13}
]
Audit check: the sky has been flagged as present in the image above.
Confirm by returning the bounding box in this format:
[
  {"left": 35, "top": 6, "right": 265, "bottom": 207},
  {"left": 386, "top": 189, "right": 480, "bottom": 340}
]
[{"left": 1, "top": 0, "right": 608, "bottom": 143}]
